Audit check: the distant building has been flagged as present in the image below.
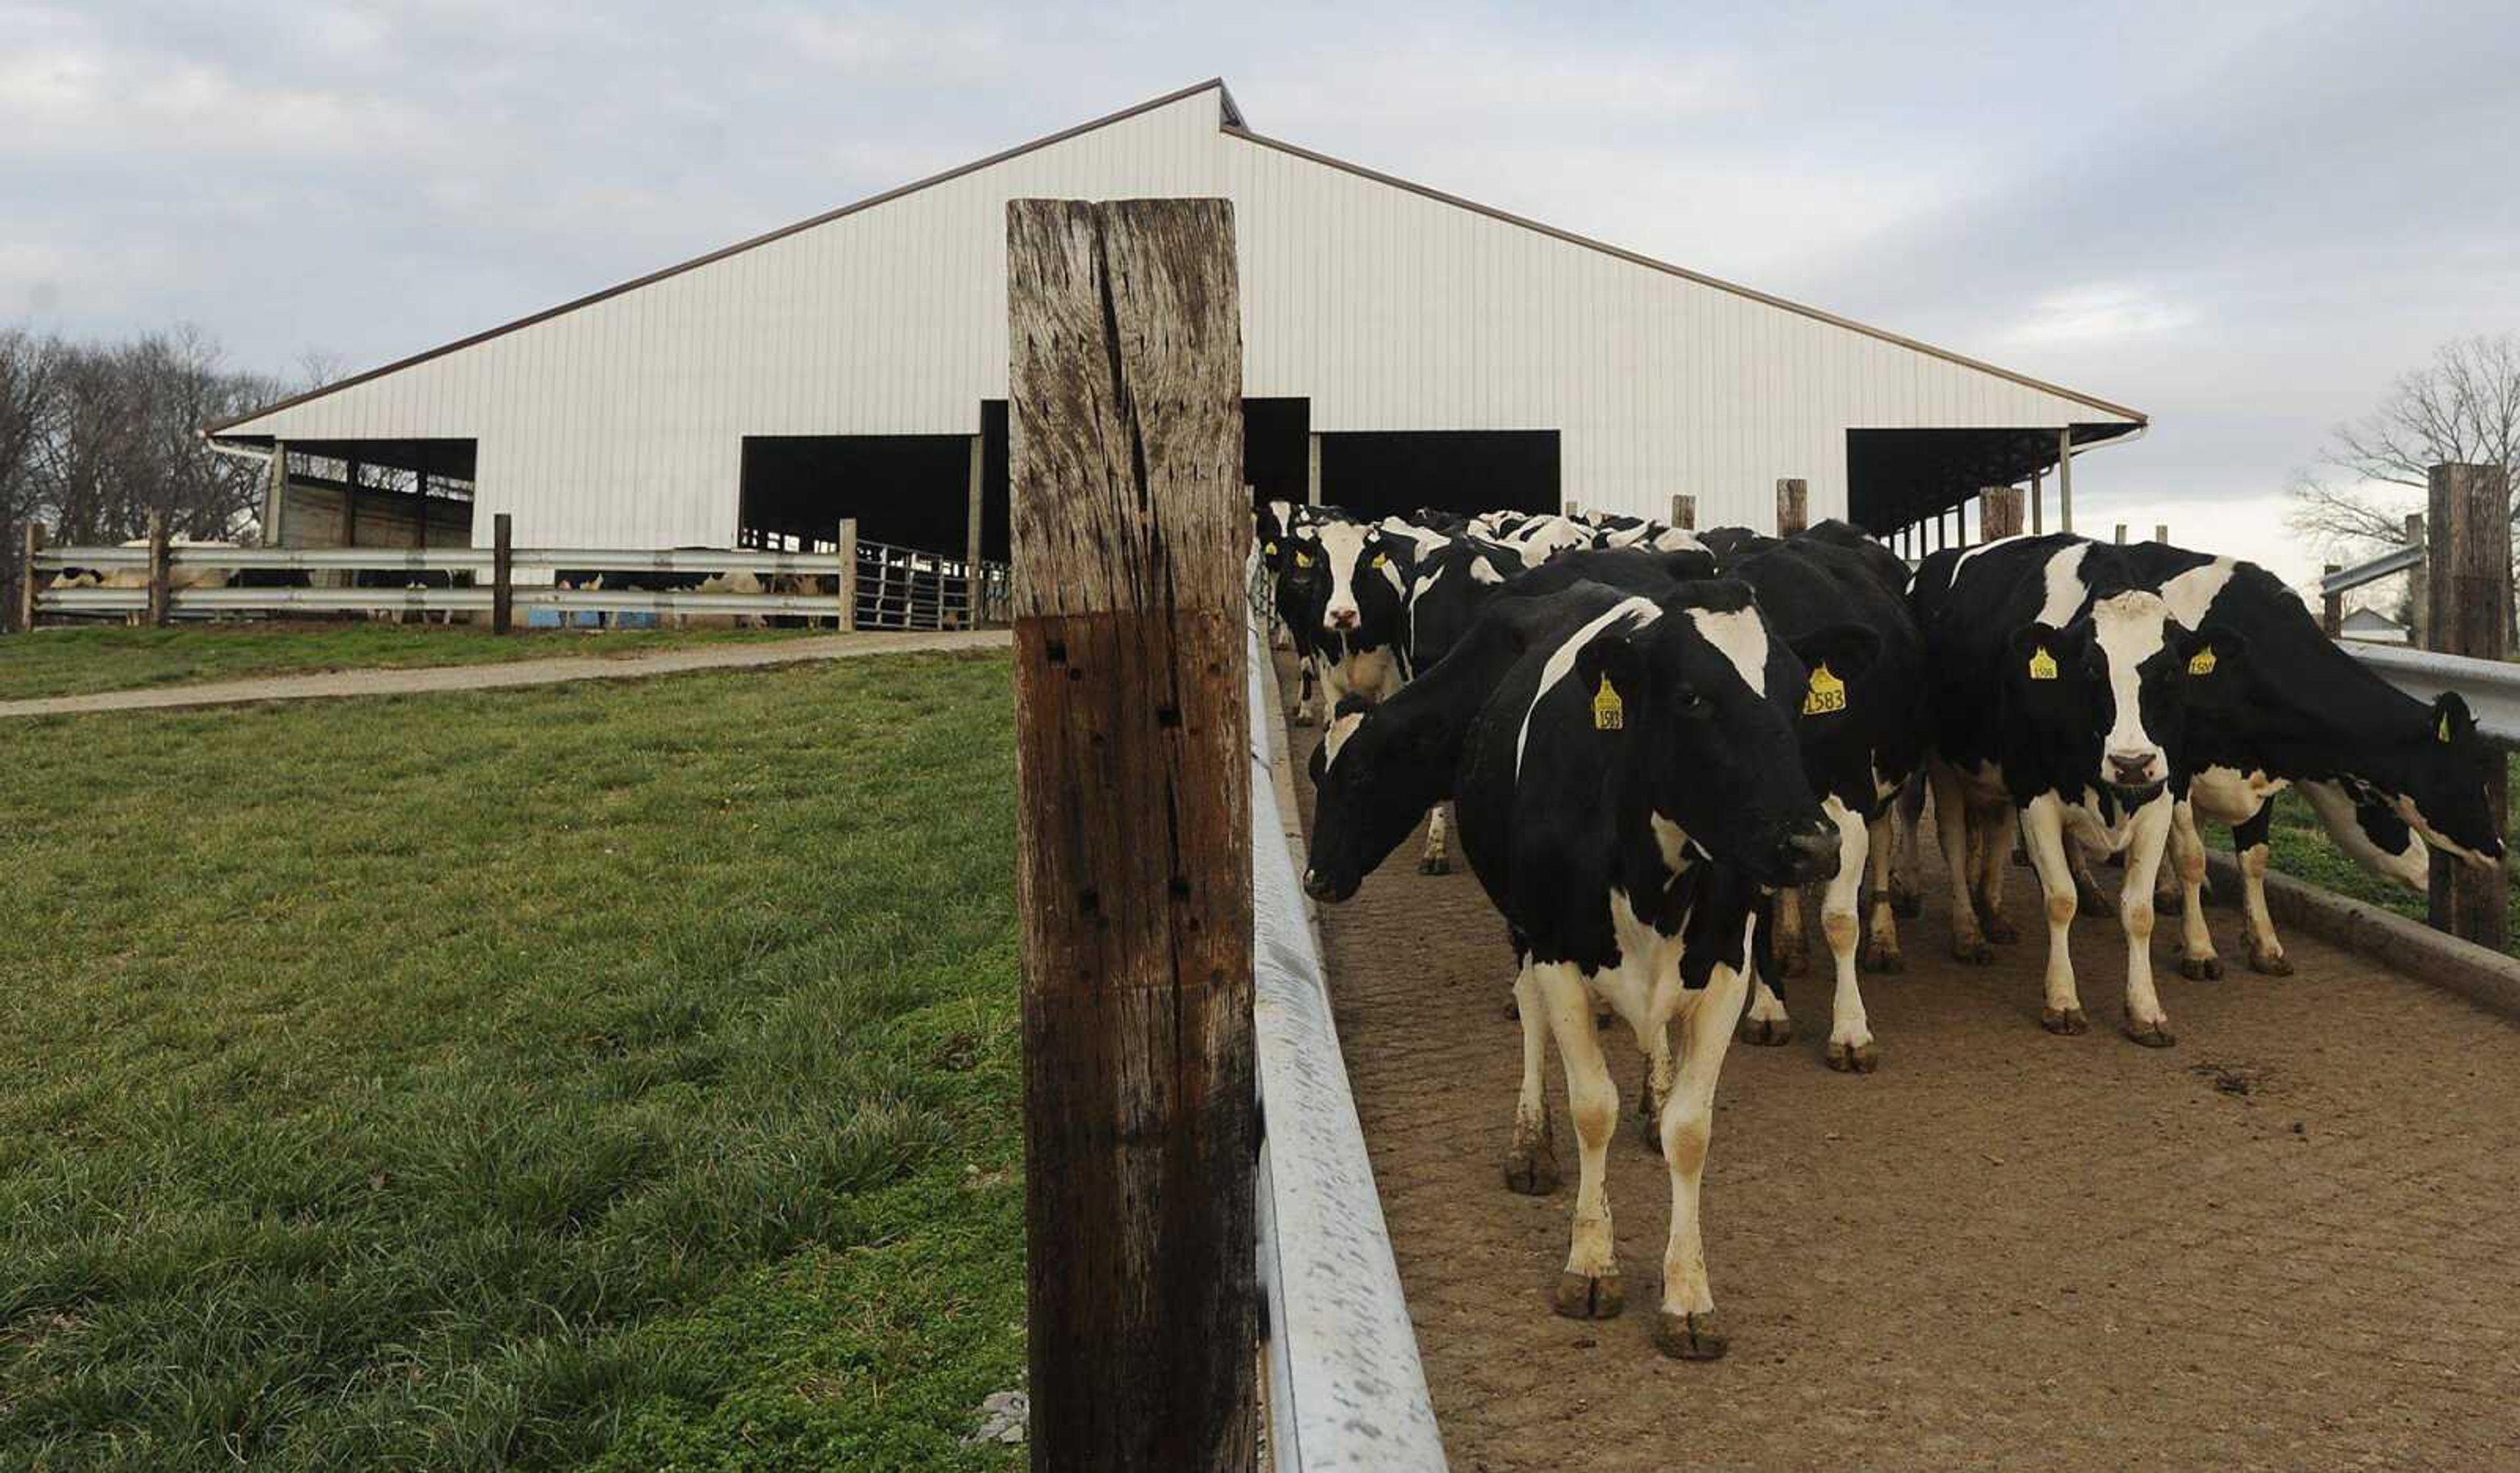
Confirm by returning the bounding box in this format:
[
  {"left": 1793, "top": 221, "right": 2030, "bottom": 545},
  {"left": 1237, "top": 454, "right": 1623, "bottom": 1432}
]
[{"left": 2340, "top": 607, "right": 2410, "bottom": 644}]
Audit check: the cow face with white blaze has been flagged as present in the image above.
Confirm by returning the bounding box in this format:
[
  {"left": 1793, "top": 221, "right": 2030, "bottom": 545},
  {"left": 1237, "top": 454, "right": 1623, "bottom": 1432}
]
[
  {"left": 1282, "top": 520, "right": 1409, "bottom": 641},
  {"left": 1574, "top": 588, "right": 1872, "bottom": 888},
  {"left": 2003, "top": 591, "right": 2238, "bottom": 805}
]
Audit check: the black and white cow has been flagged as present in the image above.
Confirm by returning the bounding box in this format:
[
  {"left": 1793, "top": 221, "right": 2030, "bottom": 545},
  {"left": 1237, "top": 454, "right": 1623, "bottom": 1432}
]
[
  {"left": 1912, "top": 534, "right": 2244, "bottom": 1046},
  {"left": 2104, "top": 543, "right": 2505, "bottom": 977},
  {"left": 1274, "top": 510, "right": 1417, "bottom": 719},
  {"left": 1309, "top": 576, "right": 1865, "bottom": 1359}
]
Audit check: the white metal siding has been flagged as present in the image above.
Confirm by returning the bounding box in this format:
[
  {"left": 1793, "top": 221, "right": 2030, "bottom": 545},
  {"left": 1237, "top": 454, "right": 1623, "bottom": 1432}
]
[{"left": 224, "top": 84, "right": 2133, "bottom": 546}]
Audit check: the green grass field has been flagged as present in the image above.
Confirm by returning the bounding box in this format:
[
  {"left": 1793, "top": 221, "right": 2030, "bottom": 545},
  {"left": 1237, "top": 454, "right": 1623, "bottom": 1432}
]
[
  {"left": 0, "top": 624, "right": 824, "bottom": 703},
  {"left": 0, "top": 652, "right": 1024, "bottom": 1470}
]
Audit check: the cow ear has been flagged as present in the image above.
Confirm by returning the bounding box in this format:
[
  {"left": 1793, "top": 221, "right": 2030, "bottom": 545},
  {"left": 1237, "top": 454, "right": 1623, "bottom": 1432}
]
[
  {"left": 2176, "top": 626, "right": 2248, "bottom": 707},
  {"left": 1574, "top": 631, "right": 1643, "bottom": 713},
  {"left": 2432, "top": 692, "right": 2477, "bottom": 746},
  {"left": 1788, "top": 623, "right": 1880, "bottom": 685},
  {"left": 2007, "top": 622, "right": 2070, "bottom": 682}
]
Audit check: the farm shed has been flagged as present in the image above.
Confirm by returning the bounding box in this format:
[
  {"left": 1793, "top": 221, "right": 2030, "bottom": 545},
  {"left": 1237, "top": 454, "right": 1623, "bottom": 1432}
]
[{"left": 206, "top": 79, "right": 2145, "bottom": 562}]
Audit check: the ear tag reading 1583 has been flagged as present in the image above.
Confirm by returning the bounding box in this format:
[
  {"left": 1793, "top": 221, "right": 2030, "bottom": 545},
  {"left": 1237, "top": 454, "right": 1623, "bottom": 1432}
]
[
  {"left": 1803, "top": 662, "right": 1847, "bottom": 715},
  {"left": 1593, "top": 674, "right": 1624, "bottom": 731},
  {"left": 2028, "top": 647, "right": 2059, "bottom": 681},
  {"left": 2187, "top": 647, "right": 2217, "bottom": 677}
]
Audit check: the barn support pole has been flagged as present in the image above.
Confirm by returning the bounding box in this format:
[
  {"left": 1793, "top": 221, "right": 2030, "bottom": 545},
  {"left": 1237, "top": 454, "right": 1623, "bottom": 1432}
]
[
  {"left": 16, "top": 523, "right": 43, "bottom": 633},
  {"left": 2320, "top": 565, "right": 2343, "bottom": 637},
  {"left": 1981, "top": 485, "right": 2023, "bottom": 540},
  {"left": 1670, "top": 493, "right": 1695, "bottom": 531},
  {"left": 341, "top": 463, "right": 360, "bottom": 547},
  {"left": 2424, "top": 462, "right": 2510, "bottom": 948},
  {"left": 2057, "top": 427, "right": 2075, "bottom": 534},
  {"left": 492, "top": 513, "right": 514, "bottom": 635},
  {"left": 1776, "top": 477, "right": 1808, "bottom": 536},
  {"left": 1007, "top": 196, "right": 1257, "bottom": 1473},
  {"left": 262, "top": 440, "right": 289, "bottom": 547},
  {"left": 145, "top": 510, "right": 170, "bottom": 628},
  {"left": 2031, "top": 467, "right": 2045, "bottom": 535},
  {"left": 836, "top": 519, "right": 858, "bottom": 632},
  {"left": 2154, "top": 524, "right": 2169, "bottom": 544},
  {"left": 2404, "top": 512, "right": 2427, "bottom": 647},
  {"left": 2114, "top": 523, "right": 2128, "bottom": 545},
  {"left": 1306, "top": 431, "right": 1322, "bottom": 507}
]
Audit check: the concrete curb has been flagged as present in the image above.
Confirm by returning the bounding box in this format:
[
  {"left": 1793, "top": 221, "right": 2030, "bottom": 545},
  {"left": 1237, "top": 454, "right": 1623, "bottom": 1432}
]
[{"left": 2204, "top": 851, "right": 2520, "bottom": 1023}]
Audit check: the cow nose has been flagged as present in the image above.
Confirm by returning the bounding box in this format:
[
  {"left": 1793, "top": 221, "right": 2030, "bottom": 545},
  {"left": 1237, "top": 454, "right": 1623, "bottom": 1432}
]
[
  {"left": 1778, "top": 821, "right": 1841, "bottom": 885},
  {"left": 2108, "top": 750, "right": 2160, "bottom": 786},
  {"left": 1328, "top": 607, "right": 1359, "bottom": 630}
]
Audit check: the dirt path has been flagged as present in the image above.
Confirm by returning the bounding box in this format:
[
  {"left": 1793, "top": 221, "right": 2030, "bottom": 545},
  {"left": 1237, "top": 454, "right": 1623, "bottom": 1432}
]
[
  {"left": 0, "top": 630, "right": 1009, "bottom": 718},
  {"left": 1280, "top": 655, "right": 2520, "bottom": 1472}
]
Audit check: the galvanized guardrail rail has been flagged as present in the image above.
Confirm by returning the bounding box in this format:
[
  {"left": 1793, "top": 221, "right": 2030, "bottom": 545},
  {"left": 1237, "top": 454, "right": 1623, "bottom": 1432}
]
[{"left": 2342, "top": 642, "right": 2520, "bottom": 743}]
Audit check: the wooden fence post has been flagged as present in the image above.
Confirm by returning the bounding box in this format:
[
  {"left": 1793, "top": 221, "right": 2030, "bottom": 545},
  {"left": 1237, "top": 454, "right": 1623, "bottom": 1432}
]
[
  {"left": 492, "top": 513, "right": 513, "bottom": 635},
  {"left": 836, "top": 519, "right": 858, "bottom": 631},
  {"left": 16, "top": 523, "right": 41, "bottom": 633},
  {"left": 2321, "top": 564, "right": 2343, "bottom": 637},
  {"left": 146, "top": 511, "right": 171, "bottom": 628},
  {"left": 2154, "top": 524, "right": 2169, "bottom": 544},
  {"left": 2030, "top": 467, "right": 2045, "bottom": 535},
  {"left": 1776, "top": 477, "right": 1808, "bottom": 536},
  {"left": 2056, "top": 427, "right": 2074, "bottom": 533},
  {"left": 2404, "top": 511, "right": 2427, "bottom": 647},
  {"left": 1980, "top": 485, "right": 2023, "bottom": 540},
  {"left": 1669, "top": 493, "right": 1695, "bottom": 531},
  {"left": 2424, "top": 462, "right": 2511, "bottom": 947},
  {"left": 1008, "top": 197, "right": 1256, "bottom": 1473}
]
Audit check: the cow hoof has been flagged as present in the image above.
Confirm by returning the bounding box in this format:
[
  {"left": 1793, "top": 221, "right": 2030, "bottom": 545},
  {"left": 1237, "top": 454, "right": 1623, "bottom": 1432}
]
[
  {"left": 1826, "top": 1039, "right": 1880, "bottom": 1074},
  {"left": 1735, "top": 1015, "right": 1792, "bottom": 1047},
  {"left": 1552, "top": 1271, "right": 1624, "bottom": 1321},
  {"left": 1981, "top": 912, "right": 2021, "bottom": 945},
  {"left": 2180, "top": 955, "right": 2223, "bottom": 981},
  {"left": 1418, "top": 855, "right": 1452, "bottom": 876},
  {"left": 2124, "top": 1019, "right": 2177, "bottom": 1048},
  {"left": 2041, "top": 1006, "right": 2090, "bottom": 1036},
  {"left": 1952, "top": 938, "right": 1995, "bottom": 966},
  {"left": 1860, "top": 941, "right": 1904, "bottom": 975},
  {"left": 1503, "top": 1145, "right": 1561, "bottom": 1196},
  {"left": 2247, "top": 949, "right": 2294, "bottom": 977},
  {"left": 1653, "top": 1310, "right": 1727, "bottom": 1361},
  {"left": 1889, "top": 889, "right": 1923, "bottom": 919}
]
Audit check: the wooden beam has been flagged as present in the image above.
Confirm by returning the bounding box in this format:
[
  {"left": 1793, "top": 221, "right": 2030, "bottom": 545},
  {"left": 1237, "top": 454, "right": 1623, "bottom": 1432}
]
[
  {"left": 2030, "top": 467, "right": 2045, "bottom": 536},
  {"left": 263, "top": 442, "right": 289, "bottom": 547},
  {"left": 1980, "top": 485, "right": 2023, "bottom": 540},
  {"left": 145, "top": 510, "right": 170, "bottom": 628},
  {"left": 1670, "top": 493, "right": 1695, "bottom": 531},
  {"left": 16, "top": 522, "right": 43, "bottom": 633},
  {"left": 2321, "top": 563, "right": 2343, "bottom": 637},
  {"left": 2424, "top": 462, "right": 2510, "bottom": 949},
  {"left": 836, "top": 519, "right": 858, "bottom": 631},
  {"left": 1006, "top": 196, "right": 1256, "bottom": 1473},
  {"left": 1776, "top": 477, "right": 1809, "bottom": 536},
  {"left": 492, "top": 513, "right": 513, "bottom": 635},
  {"left": 2404, "top": 511, "right": 2427, "bottom": 647},
  {"left": 2114, "top": 523, "right": 2128, "bottom": 545},
  {"left": 2057, "top": 427, "right": 2074, "bottom": 534}
]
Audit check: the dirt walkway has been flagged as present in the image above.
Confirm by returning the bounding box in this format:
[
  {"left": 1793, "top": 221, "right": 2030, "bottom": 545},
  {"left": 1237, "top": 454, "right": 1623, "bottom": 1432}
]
[
  {"left": 0, "top": 630, "right": 1009, "bottom": 719},
  {"left": 1281, "top": 654, "right": 2520, "bottom": 1472}
]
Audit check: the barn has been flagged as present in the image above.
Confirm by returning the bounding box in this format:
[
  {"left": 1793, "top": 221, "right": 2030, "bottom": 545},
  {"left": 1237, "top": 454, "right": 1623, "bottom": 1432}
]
[{"left": 207, "top": 78, "right": 2145, "bottom": 568}]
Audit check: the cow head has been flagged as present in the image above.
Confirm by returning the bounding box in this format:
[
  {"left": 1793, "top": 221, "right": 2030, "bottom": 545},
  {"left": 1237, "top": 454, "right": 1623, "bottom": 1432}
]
[
  {"left": 2387, "top": 693, "right": 2503, "bottom": 867},
  {"left": 2005, "top": 591, "right": 2242, "bottom": 805},
  {"left": 1280, "top": 519, "right": 1410, "bottom": 642},
  {"left": 1575, "top": 587, "right": 1863, "bottom": 888},
  {"left": 1303, "top": 694, "right": 1446, "bottom": 903}
]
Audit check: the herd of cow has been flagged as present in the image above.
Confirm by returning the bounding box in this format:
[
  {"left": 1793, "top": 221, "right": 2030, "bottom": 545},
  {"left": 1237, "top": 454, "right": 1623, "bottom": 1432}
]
[{"left": 1258, "top": 500, "right": 2503, "bottom": 1361}]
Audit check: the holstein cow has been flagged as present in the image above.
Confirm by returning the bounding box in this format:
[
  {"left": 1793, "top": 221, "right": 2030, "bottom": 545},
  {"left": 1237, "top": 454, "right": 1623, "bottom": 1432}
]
[
  {"left": 2107, "top": 544, "right": 2504, "bottom": 976},
  {"left": 1912, "top": 534, "right": 2242, "bottom": 1045},
  {"left": 1311, "top": 576, "right": 1866, "bottom": 1358},
  {"left": 1276, "top": 510, "right": 1415, "bottom": 718}
]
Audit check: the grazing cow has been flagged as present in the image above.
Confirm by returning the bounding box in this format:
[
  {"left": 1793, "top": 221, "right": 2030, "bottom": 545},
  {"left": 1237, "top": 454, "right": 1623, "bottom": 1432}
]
[
  {"left": 1912, "top": 534, "right": 2242, "bottom": 1045},
  {"left": 1313, "top": 576, "right": 1865, "bottom": 1359},
  {"left": 2103, "top": 544, "right": 2506, "bottom": 976}
]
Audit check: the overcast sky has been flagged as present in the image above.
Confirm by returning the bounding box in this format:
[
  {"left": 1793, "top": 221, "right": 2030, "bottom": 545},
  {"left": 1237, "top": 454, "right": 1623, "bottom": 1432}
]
[{"left": 7, "top": 1, "right": 2516, "bottom": 582}]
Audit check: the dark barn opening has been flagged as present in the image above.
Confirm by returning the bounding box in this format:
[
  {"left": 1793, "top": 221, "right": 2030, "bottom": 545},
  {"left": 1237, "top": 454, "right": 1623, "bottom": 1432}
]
[
  {"left": 740, "top": 435, "right": 973, "bottom": 553},
  {"left": 1317, "top": 430, "right": 1559, "bottom": 522},
  {"left": 978, "top": 398, "right": 1318, "bottom": 553}
]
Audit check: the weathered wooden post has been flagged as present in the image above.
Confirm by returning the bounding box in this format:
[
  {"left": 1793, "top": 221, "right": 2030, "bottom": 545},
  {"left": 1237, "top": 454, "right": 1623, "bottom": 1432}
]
[
  {"left": 2030, "top": 467, "right": 2045, "bottom": 535},
  {"left": 2321, "top": 564, "right": 2343, "bottom": 638},
  {"left": 1776, "top": 477, "right": 1809, "bottom": 536},
  {"left": 2403, "top": 511, "right": 2427, "bottom": 647},
  {"left": 2424, "top": 462, "right": 2511, "bottom": 947},
  {"left": 1670, "top": 493, "right": 1696, "bottom": 531},
  {"left": 1007, "top": 196, "right": 1256, "bottom": 1473},
  {"left": 1980, "top": 485, "right": 2023, "bottom": 540},
  {"left": 16, "top": 523, "right": 41, "bottom": 633},
  {"left": 2154, "top": 523, "right": 2169, "bottom": 544},
  {"left": 836, "top": 519, "right": 858, "bottom": 631},
  {"left": 146, "top": 510, "right": 171, "bottom": 628},
  {"left": 2113, "top": 523, "right": 2128, "bottom": 545},
  {"left": 492, "top": 513, "right": 514, "bottom": 635}
]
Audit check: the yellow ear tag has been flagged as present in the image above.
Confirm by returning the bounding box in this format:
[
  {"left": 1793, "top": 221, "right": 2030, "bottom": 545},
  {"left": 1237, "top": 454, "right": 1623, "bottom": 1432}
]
[
  {"left": 2187, "top": 647, "right": 2217, "bottom": 677},
  {"left": 1264, "top": 540, "right": 1278, "bottom": 557},
  {"left": 1370, "top": 552, "right": 1388, "bottom": 568},
  {"left": 1592, "top": 674, "right": 1624, "bottom": 731},
  {"left": 2440, "top": 712, "right": 2454, "bottom": 743},
  {"left": 1802, "top": 662, "right": 1847, "bottom": 715},
  {"left": 2028, "top": 647, "right": 2059, "bottom": 681}
]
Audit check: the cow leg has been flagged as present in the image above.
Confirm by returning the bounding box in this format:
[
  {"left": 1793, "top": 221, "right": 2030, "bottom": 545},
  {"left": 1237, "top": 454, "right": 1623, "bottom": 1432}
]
[
  {"left": 1971, "top": 804, "right": 2021, "bottom": 944},
  {"left": 2117, "top": 796, "right": 2177, "bottom": 1046},
  {"left": 1736, "top": 971, "right": 1792, "bottom": 1046},
  {"left": 1928, "top": 759, "right": 1992, "bottom": 962},
  {"left": 1773, "top": 885, "right": 1809, "bottom": 977},
  {"left": 2019, "top": 795, "right": 2089, "bottom": 1035},
  {"left": 1861, "top": 810, "right": 1904, "bottom": 973},
  {"left": 2234, "top": 804, "right": 2293, "bottom": 975},
  {"left": 1419, "top": 801, "right": 1452, "bottom": 876},
  {"left": 2067, "top": 832, "right": 2113, "bottom": 917},
  {"left": 1821, "top": 799, "right": 1877, "bottom": 1073},
  {"left": 1291, "top": 656, "right": 1320, "bottom": 725},
  {"left": 1652, "top": 953, "right": 1751, "bottom": 1360},
  {"left": 1635, "top": 991, "right": 1677, "bottom": 1150},
  {"left": 1505, "top": 966, "right": 1560, "bottom": 1195},
  {"left": 2170, "top": 800, "right": 2223, "bottom": 979},
  {"left": 1889, "top": 773, "right": 1926, "bottom": 918},
  {"left": 1536, "top": 962, "right": 1622, "bottom": 1319}
]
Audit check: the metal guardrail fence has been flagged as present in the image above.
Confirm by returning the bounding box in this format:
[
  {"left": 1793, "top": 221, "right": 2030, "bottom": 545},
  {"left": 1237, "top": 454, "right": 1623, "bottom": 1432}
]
[
  {"left": 1246, "top": 620, "right": 1447, "bottom": 1472},
  {"left": 2322, "top": 543, "right": 2425, "bottom": 597},
  {"left": 2342, "top": 643, "right": 2520, "bottom": 743}
]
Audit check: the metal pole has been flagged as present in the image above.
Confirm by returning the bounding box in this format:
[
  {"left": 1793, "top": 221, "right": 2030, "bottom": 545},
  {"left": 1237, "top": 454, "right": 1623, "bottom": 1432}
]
[{"left": 2057, "top": 427, "right": 2074, "bottom": 534}]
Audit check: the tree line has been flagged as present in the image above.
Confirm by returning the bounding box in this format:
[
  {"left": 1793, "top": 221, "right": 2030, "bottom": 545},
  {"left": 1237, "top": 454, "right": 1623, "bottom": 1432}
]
[{"left": 1, "top": 324, "right": 285, "bottom": 626}]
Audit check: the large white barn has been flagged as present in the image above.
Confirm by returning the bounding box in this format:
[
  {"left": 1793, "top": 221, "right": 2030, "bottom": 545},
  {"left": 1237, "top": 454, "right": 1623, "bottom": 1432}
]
[{"left": 209, "top": 79, "right": 2145, "bottom": 563}]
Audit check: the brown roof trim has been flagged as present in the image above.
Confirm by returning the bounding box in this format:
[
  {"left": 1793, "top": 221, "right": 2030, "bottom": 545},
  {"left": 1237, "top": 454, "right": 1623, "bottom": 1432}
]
[
  {"left": 1222, "top": 123, "right": 2148, "bottom": 427},
  {"left": 209, "top": 78, "right": 1242, "bottom": 436}
]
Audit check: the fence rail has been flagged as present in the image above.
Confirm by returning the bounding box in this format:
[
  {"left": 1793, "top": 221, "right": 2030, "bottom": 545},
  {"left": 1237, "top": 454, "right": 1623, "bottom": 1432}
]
[{"left": 2343, "top": 643, "right": 2520, "bottom": 743}]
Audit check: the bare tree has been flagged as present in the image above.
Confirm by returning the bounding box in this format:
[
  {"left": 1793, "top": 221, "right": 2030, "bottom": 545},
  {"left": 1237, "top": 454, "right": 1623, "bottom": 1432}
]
[
  {"left": 1, "top": 330, "right": 59, "bottom": 628},
  {"left": 2289, "top": 332, "right": 2520, "bottom": 555}
]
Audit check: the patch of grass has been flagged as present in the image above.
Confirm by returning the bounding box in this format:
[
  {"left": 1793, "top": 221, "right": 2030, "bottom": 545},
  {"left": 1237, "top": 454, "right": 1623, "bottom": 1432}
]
[
  {"left": 0, "top": 651, "right": 1025, "bottom": 1470},
  {"left": 0, "top": 623, "right": 824, "bottom": 702},
  {"left": 2259, "top": 750, "right": 2520, "bottom": 950}
]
